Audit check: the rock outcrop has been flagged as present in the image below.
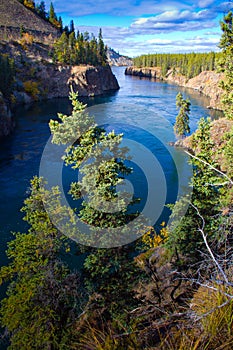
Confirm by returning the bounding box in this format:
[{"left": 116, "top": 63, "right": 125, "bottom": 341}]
[
  {"left": 125, "top": 66, "right": 224, "bottom": 110},
  {"left": 107, "top": 48, "right": 132, "bottom": 66},
  {"left": 39, "top": 64, "right": 120, "bottom": 99},
  {"left": 184, "top": 71, "right": 224, "bottom": 110},
  {"left": 174, "top": 118, "right": 233, "bottom": 172},
  {"left": 0, "top": 0, "right": 59, "bottom": 43},
  {"left": 0, "top": 92, "right": 14, "bottom": 137},
  {"left": 125, "top": 66, "right": 161, "bottom": 78},
  {"left": 0, "top": 39, "right": 119, "bottom": 136}
]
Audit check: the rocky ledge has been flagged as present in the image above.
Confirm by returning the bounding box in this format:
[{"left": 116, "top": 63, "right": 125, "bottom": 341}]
[
  {"left": 174, "top": 118, "right": 233, "bottom": 172},
  {"left": 125, "top": 66, "right": 224, "bottom": 110},
  {"left": 44, "top": 65, "right": 119, "bottom": 99},
  {"left": 0, "top": 63, "right": 119, "bottom": 137}
]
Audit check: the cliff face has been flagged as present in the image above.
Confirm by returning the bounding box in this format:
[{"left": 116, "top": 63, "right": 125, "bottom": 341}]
[
  {"left": 125, "top": 66, "right": 161, "bottom": 78},
  {"left": 0, "top": 92, "right": 14, "bottom": 137},
  {"left": 38, "top": 64, "right": 119, "bottom": 99},
  {"left": 107, "top": 48, "right": 133, "bottom": 66},
  {"left": 0, "top": 2, "right": 120, "bottom": 139},
  {"left": 184, "top": 71, "right": 224, "bottom": 109},
  {"left": 0, "top": 40, "right": 119, "bottom": 137},
  {"left": 175, "top": 118, "right": 233, "bottom": 172},
  {"left": 125, "top": 67, "right": 224, "bottom": 110}
]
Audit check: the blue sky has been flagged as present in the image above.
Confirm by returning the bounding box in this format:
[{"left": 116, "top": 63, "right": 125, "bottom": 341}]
[{"left": 44, "top": 0, "right": 232, "bottom": 57}]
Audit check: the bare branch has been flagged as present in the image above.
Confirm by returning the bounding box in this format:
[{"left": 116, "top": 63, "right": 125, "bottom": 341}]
[
  {"left": 185, "top": 150, "right": 233, "bottom": 185},
  {"left": 190, "top": 203, "right": 229, "bottom": 284}
]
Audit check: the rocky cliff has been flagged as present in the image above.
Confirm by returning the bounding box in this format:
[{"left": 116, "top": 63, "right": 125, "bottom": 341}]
[
  {"left": 125, "top": 66, "right": 161, "bottom": 78},
  {"left": 0, "top": 93, "right": 14, "bottom": 137},
  {"left": 107, "top": 48, "right": 133, "bottom": 66},
  {"left": 0, "top": 40, "right": 119, "bottom": 137},
  {"left": 38, "top": 64, "right": 119, "bottom": 99},
  {"left": 174, "top": 117, "right": 233, "bottom": 173},
  {"left": 125, "top": 66, "right": 224, "bottom": 110}
]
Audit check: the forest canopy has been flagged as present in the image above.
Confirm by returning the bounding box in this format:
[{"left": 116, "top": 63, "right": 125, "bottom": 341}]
[{"left": 133, "top": 51, "right": 222, "bottom": 78}]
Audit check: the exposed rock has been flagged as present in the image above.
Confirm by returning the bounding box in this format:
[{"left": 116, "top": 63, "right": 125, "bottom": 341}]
[
  {"left": 0, "top": 0, "right": 59, "bottom": 43},
  {"left": 107, "top": 48, "right": 132, "bottom": 66},
  {"left": 125, "top": 66, "right": 224, "bottom": 110},
  {"left": 0, "top": 92, "right": 14, "bottom": 137},
  {"left": 174, "top": 118, "right": 233, "bottom": 172},
  {"left": 185, "top": 71, "right": 224, "bottom": 110},
  {"left": 0, "top": 40, "right": 119, "bottom": 105},
  {"left": 125, "top": 66, "right": 161, "bottom": 78},
  {"left": 36, "top": 64, "right": 119, "bottom": 99},
  {"left": 173, "top": 136, "right": 193, "bottom": 151}
]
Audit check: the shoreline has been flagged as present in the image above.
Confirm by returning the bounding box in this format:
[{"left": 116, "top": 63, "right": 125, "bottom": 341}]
[{"left": 125, "top": 66, "right": 224, "bottom": 111}]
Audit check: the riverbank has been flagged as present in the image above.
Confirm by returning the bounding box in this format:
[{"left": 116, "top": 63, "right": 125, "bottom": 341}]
[
  {"left": 0, "top": 63, "right": 119, "bottom": 137},
  {"left": 125, "top": 66, "right": 224, "bottom": 111},
  {"left": 0, "top": 41, "right": 119, "bottom": 137}
]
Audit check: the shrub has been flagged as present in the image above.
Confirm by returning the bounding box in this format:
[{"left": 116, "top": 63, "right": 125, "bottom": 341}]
[{"left": 23, "top": 80, "right": 40, "bottom": 100}]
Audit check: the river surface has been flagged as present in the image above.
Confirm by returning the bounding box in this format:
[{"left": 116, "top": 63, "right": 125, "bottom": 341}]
[{"left": 0, "top": 66, "right": 222, "bottom": 264}]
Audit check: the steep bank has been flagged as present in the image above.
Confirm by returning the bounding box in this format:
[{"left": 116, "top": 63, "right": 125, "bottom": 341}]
[
  {"left": 0, "top": 0, "right": 59, "bottom": 43},
  {"left": 42, "top": 65, "right": 119, "bottom": 99},
  {"left": 107, "top": 48, "right": 133, "bottom": 66},
  {"left": 125, "top": 66, "right": 224, "bottom": 110},
  {"left": 0, "top": 93, "right": 14, "bottom": 137},
  {"left": 0, "top": 41, "right": 119, "bottom": 101},
  {"left": 175, "top": 117, "right": 233, "bottom": 173},
  {"left": 0, "top": 40, "right": 119, "bottom": 137}
]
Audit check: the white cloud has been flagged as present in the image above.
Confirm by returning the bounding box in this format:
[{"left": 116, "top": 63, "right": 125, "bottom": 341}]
[
  {"left": 45, "top": 0, "right": 230, "bottom": 56},
  {"left": 45, "top": 0, "right": 195, "bottom": 17},
  {"left": 77, "top": 24, "right": 221, "bottom": 56}
]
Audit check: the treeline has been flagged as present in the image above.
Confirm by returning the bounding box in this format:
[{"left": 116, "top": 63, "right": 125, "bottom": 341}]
[
  {"left": 133, "top": 52, "right": 222, "bottom": 79},
  {"left": 17, "top": 1, "right": 108, "bottom": 66},
  {"left": 53, "top": 29, "right": 108, "bottom": 66}
]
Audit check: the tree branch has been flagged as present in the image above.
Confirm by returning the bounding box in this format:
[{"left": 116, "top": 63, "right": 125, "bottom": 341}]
[
  {"left": 190, "top": 203, "right": 229, "bottom": 285},
  {"left": 185, "top": 150, "right": 233, "bottom": 185}
]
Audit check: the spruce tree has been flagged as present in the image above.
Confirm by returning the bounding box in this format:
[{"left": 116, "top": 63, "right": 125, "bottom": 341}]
[
  {"left": 36, "top": 1, "right": 46, "bottom": 19},
  {"left": 49, "top": 90, "right": 146, "bottom": 317},
  {"left": 97, "top": 28, "right": 107, "bottom": 65},
  {"left": 0, "top": 177, "right": 80, "bottom": 349},
  {"left": 218, "top": 11, "right": 233, "bottom": 120},
  {"left": 174, "top": 92, "right": 191, "bottom": 137}
]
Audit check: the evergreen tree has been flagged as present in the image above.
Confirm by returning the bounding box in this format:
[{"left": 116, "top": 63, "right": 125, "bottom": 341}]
[
  {"left": 218, "top": 11, "right": 233, "bottom": 120},
  {"left": 97, "top": 28, "right": 107, "bottom": 65},
  {"left": 36, "top": 0, "right": 46, "bottom": 19},
  {"left": 0, "top": 177, "right": 80, "bottom": 349},
  {"left": 49, "top": 90, "right": 146, "bottom": 317},
  {"left": 48, "top": 2, "right": 61, "bottom": 28},
  {"left": 167, "top": 118, "right": 221, "bottom": 261},
  {"left": 174, "top": 92, "right": 190, "bottom": 137},
  {"left": 69, "top": 19, "right": 75, "bottom": 34},
  {"left": 53, "top": 32, "right": 69, "bottom": 63},
  {"left": 49, "top": 2, "right": 56, "bottom": 21}
]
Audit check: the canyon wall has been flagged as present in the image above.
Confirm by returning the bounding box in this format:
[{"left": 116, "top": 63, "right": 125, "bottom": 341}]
[{"left": 125, "top": 66, "right": 224, "bottom": 110}]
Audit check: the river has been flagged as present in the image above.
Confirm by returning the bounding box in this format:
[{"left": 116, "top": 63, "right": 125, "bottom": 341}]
[{"left": 0, "top": 66, "right": 222, "bottom": 262}]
